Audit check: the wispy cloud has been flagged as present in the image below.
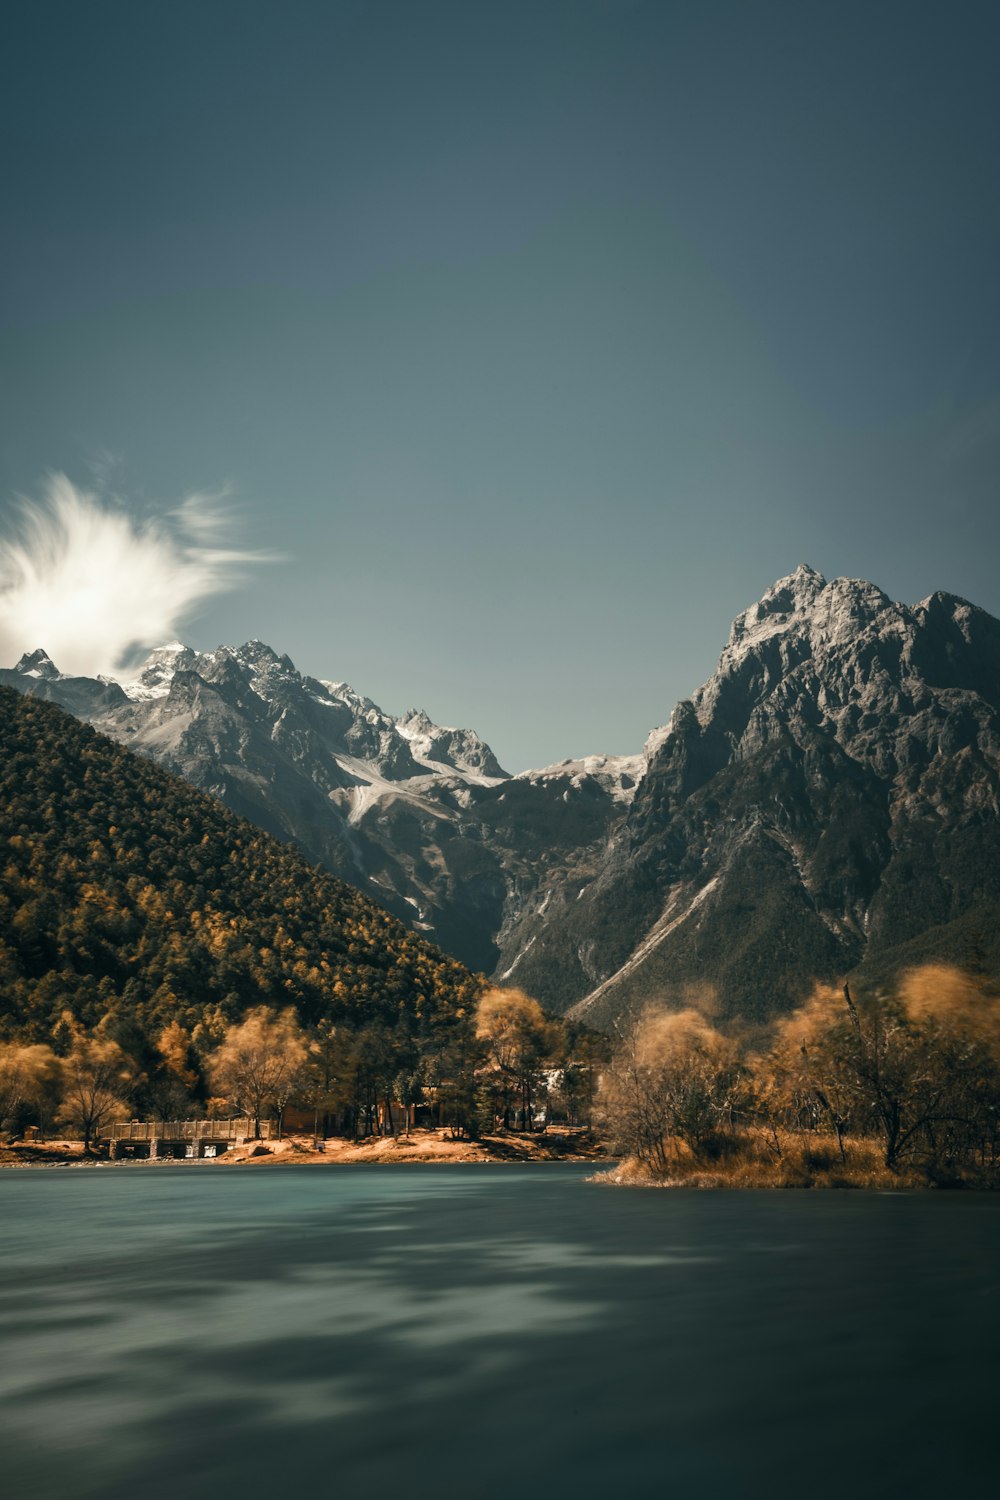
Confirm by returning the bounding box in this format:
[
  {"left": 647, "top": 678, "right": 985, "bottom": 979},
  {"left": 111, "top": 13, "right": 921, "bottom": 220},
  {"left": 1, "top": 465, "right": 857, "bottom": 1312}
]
[{"left": 0, "top": 474, "right": 280, "bottom": 677}]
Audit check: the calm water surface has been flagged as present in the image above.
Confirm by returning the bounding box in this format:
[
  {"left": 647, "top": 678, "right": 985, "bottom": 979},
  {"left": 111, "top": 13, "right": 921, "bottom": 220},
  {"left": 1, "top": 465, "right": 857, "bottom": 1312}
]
[{"left": 1, "top": 1164, "right": 997, "bottom": 1499}]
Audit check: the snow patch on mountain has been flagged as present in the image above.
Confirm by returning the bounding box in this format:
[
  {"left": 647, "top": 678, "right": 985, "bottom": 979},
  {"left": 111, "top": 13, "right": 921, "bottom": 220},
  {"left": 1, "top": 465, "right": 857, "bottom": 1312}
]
[
  {"left": 118, "top": 641, "right": 197, "bottom": 700},
  {"left": 14, "top": 562, "right": 992, "bottom": 1021},
  {"left": 516, "top": 753, "right": 645, "bottom": 803},
  {"left": 14, "top": 648, "right": 60, "bottom": 680}
]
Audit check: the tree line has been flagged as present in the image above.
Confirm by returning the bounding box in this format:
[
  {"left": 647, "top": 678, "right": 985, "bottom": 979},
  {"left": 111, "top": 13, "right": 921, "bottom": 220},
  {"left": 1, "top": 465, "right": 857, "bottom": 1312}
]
[
  {"left": 599, "top": 964, "right": 1000, "bottom": 1186},
  {"left": 0, "top": 986, "right": 604, "bottom": 1150}
]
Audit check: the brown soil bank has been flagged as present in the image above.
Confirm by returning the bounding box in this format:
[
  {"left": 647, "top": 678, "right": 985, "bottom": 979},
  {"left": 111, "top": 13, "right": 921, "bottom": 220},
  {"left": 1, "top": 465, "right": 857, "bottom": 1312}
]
[{"left": 0, "top": 1127, "right": 608, "bottom": 1169}]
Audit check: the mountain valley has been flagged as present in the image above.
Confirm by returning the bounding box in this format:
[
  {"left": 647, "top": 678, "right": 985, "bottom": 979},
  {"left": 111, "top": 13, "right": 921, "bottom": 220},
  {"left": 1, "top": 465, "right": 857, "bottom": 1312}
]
[{"left": 5, "top": 564, "right": 999, "bottom": 1024}]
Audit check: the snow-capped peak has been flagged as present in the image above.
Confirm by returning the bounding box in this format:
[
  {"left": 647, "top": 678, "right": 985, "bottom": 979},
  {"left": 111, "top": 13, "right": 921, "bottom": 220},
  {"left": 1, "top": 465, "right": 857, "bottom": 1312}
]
[
  {"left": 14, "top": 648, "right": 60, "bottom": 679},
  {"left": 516, "top": 753, "right": 645, "bottom": 802},
  {"left": 117, "top": 641, "right": 196, "bottom": 701},
  {"left": 395, "top": 707, "right": 439, "bottom": 740},
  {"left": 395, "top": 706, "right": 508, "bottom": 780}
]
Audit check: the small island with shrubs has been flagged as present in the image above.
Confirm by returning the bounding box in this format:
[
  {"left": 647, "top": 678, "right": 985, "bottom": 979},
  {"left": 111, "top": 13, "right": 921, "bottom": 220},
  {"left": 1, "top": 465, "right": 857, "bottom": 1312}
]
[{"left": 598, "top": 965, "right": 1000, "bottom": 1189}]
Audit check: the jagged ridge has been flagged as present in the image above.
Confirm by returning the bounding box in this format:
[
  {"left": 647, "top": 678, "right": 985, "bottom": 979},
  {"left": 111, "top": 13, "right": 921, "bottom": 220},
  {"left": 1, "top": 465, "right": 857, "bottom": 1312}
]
[
  {"left": 1, "top": 638, "right": 640, "bottom": 975},
  {"left": 508, "top": 566, "right": 1000, "bottom": 1022},
  {"left": 5, "top": 564, "right": 999, "bottom": 1024}
]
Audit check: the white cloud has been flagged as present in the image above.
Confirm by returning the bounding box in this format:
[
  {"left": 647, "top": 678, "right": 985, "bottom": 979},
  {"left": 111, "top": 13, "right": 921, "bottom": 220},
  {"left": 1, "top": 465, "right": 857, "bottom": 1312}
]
[{"left": 0, "top": 474, "right": 279, "bottom": 677}]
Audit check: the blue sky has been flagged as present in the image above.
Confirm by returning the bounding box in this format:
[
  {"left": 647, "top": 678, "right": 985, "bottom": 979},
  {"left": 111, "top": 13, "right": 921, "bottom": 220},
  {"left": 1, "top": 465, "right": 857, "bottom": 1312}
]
[{"left": 2, "top": 0, "right": 998, "bottom": 769}]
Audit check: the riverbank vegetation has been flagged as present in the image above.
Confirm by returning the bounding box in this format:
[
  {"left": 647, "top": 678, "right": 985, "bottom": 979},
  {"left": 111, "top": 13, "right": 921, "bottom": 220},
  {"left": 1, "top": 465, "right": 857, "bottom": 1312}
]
[
  {"left": 0, "top": 986, "right": 605, "bottom": 1151},
  {"left": 598, "top": 965, "right": 1000, "bottom": 1188}
]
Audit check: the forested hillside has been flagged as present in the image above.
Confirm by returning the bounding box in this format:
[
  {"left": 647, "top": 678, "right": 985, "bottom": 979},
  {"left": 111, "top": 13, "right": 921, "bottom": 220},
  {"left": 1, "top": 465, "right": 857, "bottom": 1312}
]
[{"left": 0, "top": 686, "right": 481, "bottom": 1048}]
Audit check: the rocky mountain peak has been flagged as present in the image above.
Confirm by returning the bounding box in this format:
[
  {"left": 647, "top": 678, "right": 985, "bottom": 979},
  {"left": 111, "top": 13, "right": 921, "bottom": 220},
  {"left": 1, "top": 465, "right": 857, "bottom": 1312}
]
[
  {"left": 397, "top": 707, "right": 435, "bottom": 738},
  {"left": 5, "top": 566, "right": 1000, "bottom": 1025},
  {"left": 119, "top": 642, "right": 197, "bottom": 701},
  {"left": 233, "top": 639, "right": 283, "bottom": 670},
  {"left": 725, "top": 563, "right": 824, "bottom": 644},
  {"left": 721, "top": 565, "right": 898, "bottom": 661},
  {"left": 396, "top": 706, "right": 508, "bottom": 780},
  {"left": 14, "top": 648, "right": 59, "bottom": 679},
  {"left": 678, "top": 569, "right": 903, "bottom": 742}
]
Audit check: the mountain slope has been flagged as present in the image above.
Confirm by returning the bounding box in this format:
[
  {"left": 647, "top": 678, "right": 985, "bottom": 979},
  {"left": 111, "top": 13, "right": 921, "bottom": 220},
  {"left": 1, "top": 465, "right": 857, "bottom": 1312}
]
[
  {"left": 2, "top": 640, "right": 639, "bottom": 974},
  {"left": 507, "top": 566, "right": 1000, "bottom": 1023},
  {"left": 5, "top": 565, "right": 999, "bottom": 1026},
  {"left": 0, "top": 685, "right": 480, "bottom": 1045}
]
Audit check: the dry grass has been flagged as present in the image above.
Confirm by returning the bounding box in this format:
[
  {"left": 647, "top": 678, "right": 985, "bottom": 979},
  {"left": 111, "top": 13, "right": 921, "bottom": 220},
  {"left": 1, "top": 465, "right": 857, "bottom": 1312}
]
[
  {"left": 232, "top": 1127, "right": 607, "bottom": 1165},
  {"left": 0, "top": 1127, "right": 607, "bottom": 1169},
  {"left": 594, "top": 1129, "right": 928, "bottom": 1190},
  {"left": 0, "top": 1138, "right": 92, "bottom": 1168}
]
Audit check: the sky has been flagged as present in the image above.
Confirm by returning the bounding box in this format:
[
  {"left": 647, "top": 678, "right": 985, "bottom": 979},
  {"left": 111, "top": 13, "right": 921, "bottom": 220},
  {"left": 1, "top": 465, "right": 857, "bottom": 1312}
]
[{"left": 1, "top": 0, "right": 999, "bottom": 771}]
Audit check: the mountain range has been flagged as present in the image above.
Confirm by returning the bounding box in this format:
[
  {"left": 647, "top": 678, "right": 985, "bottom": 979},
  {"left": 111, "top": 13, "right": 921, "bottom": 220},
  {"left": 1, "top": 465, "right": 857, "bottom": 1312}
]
[{"left": 5, "top": 564, "right": 999, "bottom": 1024}]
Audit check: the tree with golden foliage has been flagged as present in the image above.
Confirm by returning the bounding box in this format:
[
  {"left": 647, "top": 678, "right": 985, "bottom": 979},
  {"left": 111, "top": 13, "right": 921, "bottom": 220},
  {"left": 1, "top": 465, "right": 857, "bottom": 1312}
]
[
  {"left": 599, "top": 1007, "right": 742, "bottom": 1173},
  {"left": 297, "top": 1022, "right": 351, "bottom": 1139},
  {"left": 0, "top": 1042, "right": 60, "bottom": 1140},
  {"left": 762, "top": 967, "right": 1000, "bottom": 1175},
  {"left": 767, "top": 986, "right": 856, "bottom": 1161},
  {"left": 476, "top": 987, "right": 553, "bottom": 1131},
  {"left": 840, "top": 970, "right": 1000, "bottom": 1172},
  {"left": 57, "top": 1033, "right": 133, "bottom": 1152},
  {"left": 895, "top": 965, "right": 1000, "bottom": 1171},
  {"left": 208, "top": 1006, "right": 308, "bottom": 1137},
  {"left": 153, "top": 1019, "right": 201, "bottom": 1117}
]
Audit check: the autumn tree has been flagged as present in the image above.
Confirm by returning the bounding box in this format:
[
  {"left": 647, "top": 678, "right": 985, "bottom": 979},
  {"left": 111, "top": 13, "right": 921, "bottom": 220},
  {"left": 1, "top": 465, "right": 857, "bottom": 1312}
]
[
  {"left": 548, "top": 1024, "right": 607, "bottom": 1127},
  {"left": 0, "top": 1044, "right": 33, "bottom": 1138},
  {"left": 296, "top": 1022, "right": 351, "bottom": 1139},
  {"left": 418, "top": 1020, "right": 487, "bottom": 1140},
  {"left": 208, "top": 1006, "right": 308, "bottom": 1137},
  {"left": 476, "top": 987, "right": 554, "bottom": 1131},
  {"left": 393, "top": 1066, "right": 423, "bottom": 1136},
  {"left": 762, "top": 969, "right": 1000, "bottom": 1174},
  {"left": 153, "top": 1019, "right": 201, "bottom": 1117},
  {"left": 840, "top": 971, "right": 1000, "bottom": 1172},
  {"left": 766, "top": 987, "right": 857, "bottom": 1160},
  {"left": 343, "top": 1026, "right": 399, "bottom": 1138},
  {"left": 894, "top": 965, "right": 1000, "bottom": 1169},
  {"left": 0, "top": 1043, "right": 61, "bottom": 1140},
  {"left": 58, "top": 1034, "right": 133, "bottom": 1152},
  {"left": 599, "top": 1007, "right": 742, "bottom": 1173},
  {"left": 22, "top": 1044, "right": 64, "bottom": 1139}
]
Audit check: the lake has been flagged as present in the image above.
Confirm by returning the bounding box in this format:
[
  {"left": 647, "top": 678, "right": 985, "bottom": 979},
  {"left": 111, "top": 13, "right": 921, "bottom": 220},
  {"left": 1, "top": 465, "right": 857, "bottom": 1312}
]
[{"left": 1, "top": 1164, "right": 997, "bottom": 1498}]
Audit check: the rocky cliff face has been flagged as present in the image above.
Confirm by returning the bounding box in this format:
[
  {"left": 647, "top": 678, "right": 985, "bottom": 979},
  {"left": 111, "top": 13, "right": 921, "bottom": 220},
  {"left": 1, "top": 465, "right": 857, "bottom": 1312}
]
[
  {"left": 5, "top": 564, "right": 998, "bottom": 1022},
  {"left": 507, "top": 566, "right": 1000, "bottom": 1022}
]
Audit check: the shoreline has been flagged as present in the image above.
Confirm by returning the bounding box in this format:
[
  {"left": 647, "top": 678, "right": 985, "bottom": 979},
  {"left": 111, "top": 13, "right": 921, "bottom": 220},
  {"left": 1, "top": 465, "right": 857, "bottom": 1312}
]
[{"left": 0, "top": 1127, "right": 609, "bottom": 1170}]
